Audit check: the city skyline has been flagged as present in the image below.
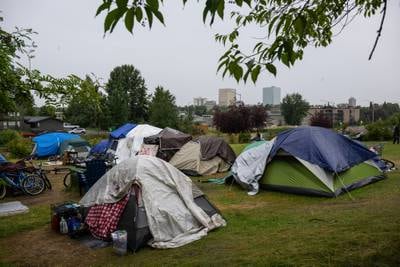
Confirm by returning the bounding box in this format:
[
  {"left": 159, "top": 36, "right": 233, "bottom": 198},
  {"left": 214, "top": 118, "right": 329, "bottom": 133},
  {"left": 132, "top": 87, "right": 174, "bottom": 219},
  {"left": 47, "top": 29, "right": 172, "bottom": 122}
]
[{"left": 2, "top": 1, "right": 399, "bottom": 107}]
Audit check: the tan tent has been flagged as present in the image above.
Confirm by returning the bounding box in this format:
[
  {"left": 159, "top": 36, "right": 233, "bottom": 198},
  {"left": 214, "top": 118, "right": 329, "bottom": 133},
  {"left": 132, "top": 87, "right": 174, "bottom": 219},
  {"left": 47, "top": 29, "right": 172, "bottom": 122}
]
[{"left": 169, "top": 140, "right": 232, "bottom": 176}]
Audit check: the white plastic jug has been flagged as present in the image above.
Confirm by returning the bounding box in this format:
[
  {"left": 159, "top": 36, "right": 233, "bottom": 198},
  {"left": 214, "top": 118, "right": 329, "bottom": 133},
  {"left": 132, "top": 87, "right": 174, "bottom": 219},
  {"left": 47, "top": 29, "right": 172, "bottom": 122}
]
[
  {"left": 59, "top": 217, "right": 68, "bottom": 234},
  {"left": 111, "top": 230, "right": 128, "bottom": 256}
]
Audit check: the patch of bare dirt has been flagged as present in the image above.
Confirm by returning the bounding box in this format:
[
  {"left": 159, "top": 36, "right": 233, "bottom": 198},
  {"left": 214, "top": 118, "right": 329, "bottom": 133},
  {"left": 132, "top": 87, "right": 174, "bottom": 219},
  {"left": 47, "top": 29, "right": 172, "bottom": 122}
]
[{"left": 0, "top": 226, "right": 107, "bottom": 266}]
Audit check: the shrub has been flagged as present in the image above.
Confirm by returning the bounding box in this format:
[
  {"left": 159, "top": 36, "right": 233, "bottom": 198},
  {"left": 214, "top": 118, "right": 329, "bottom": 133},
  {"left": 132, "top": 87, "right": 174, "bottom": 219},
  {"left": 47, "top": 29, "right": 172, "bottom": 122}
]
[
  {"left": 310, "top": 112, "right": 332, "bottom": 128},
  {"left": 365, "top": 122, "right": 392, "bottom": 141},
  {"left": 239, "top": 132, "right": 251, "bottom": 143},
  {"left": 0, "top": 129, "right": 20, "bottom": 146},
  {"left": 6, "top": 138, "right": 33, "bottom": 158}
]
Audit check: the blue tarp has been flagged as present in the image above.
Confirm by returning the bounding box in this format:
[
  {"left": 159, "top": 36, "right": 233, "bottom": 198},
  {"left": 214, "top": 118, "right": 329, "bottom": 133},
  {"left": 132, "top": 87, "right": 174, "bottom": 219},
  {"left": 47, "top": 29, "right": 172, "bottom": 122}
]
[
  {"left": 269, "top": 126, "right": 377, "bottom": 173},
  {"left": 0, "top": 153, "right": 7, "bottom": 164},
  {"left": 110, "top": 123, "right": 136, "bottom": 139},
  {"left": 32, "top": 132, "right": 80, "bottom": 157},
  {"left": 90, "top": 139, "right": 110, "bottom": 154}
]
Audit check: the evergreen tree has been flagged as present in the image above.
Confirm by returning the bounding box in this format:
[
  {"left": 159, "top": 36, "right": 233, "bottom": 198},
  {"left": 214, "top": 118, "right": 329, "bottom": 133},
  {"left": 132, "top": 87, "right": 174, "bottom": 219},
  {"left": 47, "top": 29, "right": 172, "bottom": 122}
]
[
  {"left": 149, "top": 86, "right": 179, "bottom": 129},
  {"left": 106, "top": 65, "right": 148, "bottom": 127},
  {"left": 281, "top": 93, "right": 310, "bottom": 125}
]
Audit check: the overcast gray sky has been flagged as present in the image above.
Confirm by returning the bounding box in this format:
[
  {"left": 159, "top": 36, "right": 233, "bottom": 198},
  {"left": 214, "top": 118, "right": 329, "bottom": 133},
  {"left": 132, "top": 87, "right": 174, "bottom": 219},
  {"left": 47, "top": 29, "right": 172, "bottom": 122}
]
[{"left": 2, "top": 0, "right": 400, "bottom": 106}]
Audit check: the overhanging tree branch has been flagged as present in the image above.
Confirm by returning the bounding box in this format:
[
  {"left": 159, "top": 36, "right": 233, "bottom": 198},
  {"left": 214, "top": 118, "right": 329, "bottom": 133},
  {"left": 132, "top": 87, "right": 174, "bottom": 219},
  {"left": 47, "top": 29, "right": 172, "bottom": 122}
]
[{"left": 368, "top": 0, "right": 387, "bottom": 60}]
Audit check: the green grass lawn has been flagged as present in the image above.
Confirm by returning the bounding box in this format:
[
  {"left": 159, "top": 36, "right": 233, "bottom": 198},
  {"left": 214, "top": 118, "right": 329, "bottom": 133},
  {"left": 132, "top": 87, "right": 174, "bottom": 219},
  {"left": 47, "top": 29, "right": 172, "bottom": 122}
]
[{"left": 0, "top": 143, "right": 399, "bottom": 266}]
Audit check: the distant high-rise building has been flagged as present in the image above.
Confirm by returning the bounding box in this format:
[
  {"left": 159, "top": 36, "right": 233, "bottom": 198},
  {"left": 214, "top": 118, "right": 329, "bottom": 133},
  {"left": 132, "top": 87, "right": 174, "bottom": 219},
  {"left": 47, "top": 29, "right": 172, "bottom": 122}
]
[
  {"left": 263, "top": 86, "right": 281, "bottom": 106},
  {"left": 193, "top": 97, "right": 207, "bottom": 106},
  {"left": 348, "top": 97, "right": 356, "bottom": 107},
  {"left": 218, "top": 88, "right": 236, "bottom": 106},
  {"left": 204, "top": 100, "right": 216, "bottom": 111}
]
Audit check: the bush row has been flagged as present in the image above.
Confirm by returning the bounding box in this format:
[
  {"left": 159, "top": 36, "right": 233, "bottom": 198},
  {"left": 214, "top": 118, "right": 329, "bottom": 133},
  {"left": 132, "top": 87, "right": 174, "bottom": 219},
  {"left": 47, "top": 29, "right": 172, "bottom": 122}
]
[{"left": 0, "top": 130, "right": 33, "bottom": 159}]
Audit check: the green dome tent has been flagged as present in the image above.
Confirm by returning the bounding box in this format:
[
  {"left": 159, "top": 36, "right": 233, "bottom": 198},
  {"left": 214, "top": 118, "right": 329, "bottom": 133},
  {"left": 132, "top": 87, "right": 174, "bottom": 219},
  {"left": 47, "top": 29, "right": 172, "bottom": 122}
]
[{"left": 231, "top": 127, "right": 385, "bottom": 197}]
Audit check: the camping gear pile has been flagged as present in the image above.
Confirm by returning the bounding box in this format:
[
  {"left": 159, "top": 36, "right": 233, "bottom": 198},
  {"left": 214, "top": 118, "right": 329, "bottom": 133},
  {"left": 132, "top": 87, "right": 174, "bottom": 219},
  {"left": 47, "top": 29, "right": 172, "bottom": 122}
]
[
  {"left": 231, "top": 126, "right": 387, "bottom": 196},
  {"left": 62, "top": 156, "right": 227, "bottom": 252}
]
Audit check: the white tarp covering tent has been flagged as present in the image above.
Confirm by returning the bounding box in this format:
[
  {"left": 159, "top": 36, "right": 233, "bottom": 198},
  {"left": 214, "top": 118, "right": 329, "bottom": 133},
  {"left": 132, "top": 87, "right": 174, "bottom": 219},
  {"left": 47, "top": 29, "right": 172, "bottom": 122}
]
[
  {"left": 80, "top": 156, "right": 226, "bottom": 248},
  {"left": 231, "top": 140, "right": 275, "bottom": 195},
  {"left": 114, "top": 124, "right": 162, "bottom": 163}
]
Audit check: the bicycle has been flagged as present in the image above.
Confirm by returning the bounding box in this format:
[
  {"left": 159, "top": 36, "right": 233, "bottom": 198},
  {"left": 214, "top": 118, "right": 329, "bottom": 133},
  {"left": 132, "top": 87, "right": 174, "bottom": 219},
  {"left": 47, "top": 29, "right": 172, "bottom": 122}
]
[
  {"left": 0, "top": 166, "right": 46, "bottom": 200},
  {"left": 369, "top": 143, "right": 396, "bottom": 171},
  {"left": 25, "top": 159, "right": 52, "bottom": 190},
  {"left": 63, "top": 165, "right": 86, "bottom": 189}
]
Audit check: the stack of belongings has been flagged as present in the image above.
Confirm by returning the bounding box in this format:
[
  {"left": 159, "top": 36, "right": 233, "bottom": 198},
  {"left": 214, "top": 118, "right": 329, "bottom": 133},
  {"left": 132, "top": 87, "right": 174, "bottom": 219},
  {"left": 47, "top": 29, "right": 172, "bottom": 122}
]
[
  {"left": 169, "top": 136, "right": 236, "bottom": 176},
  {"left": 143, "top": 127, "right": 192, "bottom": 161},
  {"left": 79, "top": 156, "right": 226, "bottom": 251},
  {"left": 231, "top": 126, "right": 387, "bottom": 197},
  {"left": 108, "top": 124, "right": 162, "bottom": 164}
]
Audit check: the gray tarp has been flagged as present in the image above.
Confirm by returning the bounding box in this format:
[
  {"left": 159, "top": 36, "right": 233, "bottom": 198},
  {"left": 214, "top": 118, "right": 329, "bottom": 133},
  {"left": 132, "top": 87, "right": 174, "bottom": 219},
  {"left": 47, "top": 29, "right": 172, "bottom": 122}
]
[
  {"left": 196, "top": 136, "right": 236, "bottom": 164},
  {"left": 169, "top": 141, "right": 231, "bottom": 175},
  {"left": 80, "top": 156, "right": 226, "bottom": 248},
  {"left": 231, "top": 140, "right": 275, "bottom": 195}
]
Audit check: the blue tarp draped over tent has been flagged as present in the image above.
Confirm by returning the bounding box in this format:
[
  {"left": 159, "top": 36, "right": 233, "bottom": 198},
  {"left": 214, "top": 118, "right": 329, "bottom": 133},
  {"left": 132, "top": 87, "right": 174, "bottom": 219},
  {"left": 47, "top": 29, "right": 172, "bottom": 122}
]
[
  {"left": 110, "top": 123, "right": 136, "bottom": 139},
  {"left": 0, "top": 153, "right": 7, "bottom": 164},
  {"left": 269, "top": 126, "right": 377, "bottom": 173},
  {"left": 90, "top": 139, "right": 110, "bottom": 154},
  {"left": 32, "top": 132, "right": 80, "bottom": 157}
]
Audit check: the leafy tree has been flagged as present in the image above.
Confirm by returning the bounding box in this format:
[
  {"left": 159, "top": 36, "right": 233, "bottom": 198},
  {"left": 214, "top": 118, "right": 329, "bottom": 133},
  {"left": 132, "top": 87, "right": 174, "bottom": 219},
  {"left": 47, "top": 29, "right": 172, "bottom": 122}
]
[
  {"left": 148, "top": 86, "right": 179, "bottom": 128},
  {"left": 106, "top": 65, "right": 148, "bottom": 127},
  {"left": 281, "top": 93, "right": 309, "bottom": 125},
  {"left": 214, "top": 104, "right": 251, "bottom": 133},
  {"left": 249, "top": 105, "right": 268, "bottom": 129},
  {"left": 0, "top": 17, "right": 35, "bottom": 114},
  {"left": 64, "top": 77, "right": 106, "bottom": 128},
  {"left": 38, "top": 105, "right": 56, "bottom": 118},
  {"left": 96, "top": 0, "right": 387, "bottom": 82},
  {"left": 310, "top": 111, "right": 332, "bottom": 128},
  {"left": 1, "top": 16, "right": 82, "bottom": 114},
  {"left": 214, "top": 104, "right": 267, "bottom": 133},
  {"left": 360, "top": 102, "right": 400, "bottom": 123}
]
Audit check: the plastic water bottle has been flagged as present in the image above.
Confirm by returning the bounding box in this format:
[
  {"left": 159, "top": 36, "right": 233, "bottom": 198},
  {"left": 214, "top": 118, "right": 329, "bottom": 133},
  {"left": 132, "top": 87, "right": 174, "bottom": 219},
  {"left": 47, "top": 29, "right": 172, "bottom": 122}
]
[{"left": 60, "top": 217, "right": 68, "bottom": 234}]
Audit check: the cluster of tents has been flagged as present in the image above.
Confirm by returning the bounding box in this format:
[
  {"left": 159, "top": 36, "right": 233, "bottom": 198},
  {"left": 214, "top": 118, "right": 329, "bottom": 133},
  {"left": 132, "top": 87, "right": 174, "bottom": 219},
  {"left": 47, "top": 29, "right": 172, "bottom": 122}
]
[
  {"left": 91, "top": 123, "right": 236, "bottom": 176},
  {"left": 75, "top": 125, "right": 390, "bottom": 253}
]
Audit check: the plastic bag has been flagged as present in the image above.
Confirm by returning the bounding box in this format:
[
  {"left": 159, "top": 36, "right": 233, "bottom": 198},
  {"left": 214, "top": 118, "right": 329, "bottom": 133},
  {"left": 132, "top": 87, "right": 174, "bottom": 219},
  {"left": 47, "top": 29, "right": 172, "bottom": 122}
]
[{"left": 111, "top": 230, "right": 127, "bottom": 256}]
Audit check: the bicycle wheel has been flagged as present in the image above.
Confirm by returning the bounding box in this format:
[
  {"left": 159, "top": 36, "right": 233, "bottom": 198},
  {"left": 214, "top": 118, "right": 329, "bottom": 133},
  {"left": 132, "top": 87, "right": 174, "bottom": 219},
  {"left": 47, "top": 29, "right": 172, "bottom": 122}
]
[
  {"left": 22, "top": 174, "right": 45, "bottom": 196},
  {"left": 63, "top": 172, "right": 72, "bottom": 189},
  {"left": 381, "top": 158, "right": 395, "bottom": 170},
  {"left": 40, "top": 171, "right": 52, "bottom": 190},
  {"left": 0, "top": 184, "right": 6, "bottom": 199}
]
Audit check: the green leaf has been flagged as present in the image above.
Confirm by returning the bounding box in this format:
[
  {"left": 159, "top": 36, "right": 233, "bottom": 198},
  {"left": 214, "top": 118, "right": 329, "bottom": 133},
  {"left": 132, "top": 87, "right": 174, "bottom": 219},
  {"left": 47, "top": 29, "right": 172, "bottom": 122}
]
[
  {"left": 136, "top": 8, "right": 143, "bottom": 22},
  {"left": 294, "top": 15, "right": 306, "bottom": 36},
  {"left": 96, "top": 0, "right": 111, "bottom": 16},
  {"left": 116, "top": 0, "right": 128, "bottom": 8},
  {"left": 251, "top": 65, "right": 261, "bottom": 83},
  {"left": 217, "top": 0, "right": 225, "bottom": 19},
  {"left": 146, "top": 0, "right": 159, "bottom": 10},
  {"left": 104, "top": 9, "right": 120, "bottom": 32},
  {"left": 153, "top": 10, "right": 165, "bottom": 25},
  {"left": 235, "top": 0, "right": 243, "bottom": 7},
  {"left": 281, "top": 53, "right": 290, "bottom": 67},
  {"left": 125, "top": 8, "right": 135, "bottom": 33},
  {"left": 144, "top": 6, "right": 154, "bottom": 28},
  {"left": 265, "top": 63, "right": 276, "bottom": 76},
  {"left": 230, "top": 62, "right": 243, "bottom": 82}
]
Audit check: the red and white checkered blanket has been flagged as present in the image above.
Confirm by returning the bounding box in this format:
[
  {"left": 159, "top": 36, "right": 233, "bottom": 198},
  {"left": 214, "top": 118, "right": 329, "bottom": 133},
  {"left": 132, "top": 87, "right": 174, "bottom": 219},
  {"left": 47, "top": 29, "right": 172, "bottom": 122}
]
[{"left": 85, "top": 194, "right": 130, "bottom": 239}]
